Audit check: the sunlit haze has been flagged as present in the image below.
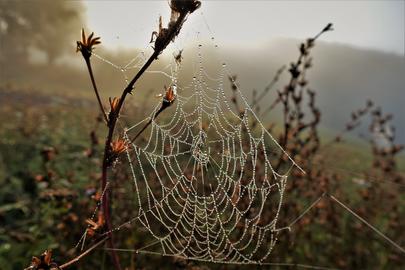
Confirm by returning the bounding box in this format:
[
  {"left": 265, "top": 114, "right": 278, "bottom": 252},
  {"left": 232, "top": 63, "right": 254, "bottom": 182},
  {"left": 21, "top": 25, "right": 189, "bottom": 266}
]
[{"left": 84, "top": 0, "right": 405, "bottom": 55}]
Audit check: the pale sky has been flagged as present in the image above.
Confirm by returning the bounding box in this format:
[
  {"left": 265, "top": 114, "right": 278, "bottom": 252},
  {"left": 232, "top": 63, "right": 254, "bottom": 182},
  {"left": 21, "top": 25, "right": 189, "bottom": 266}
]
[{"left": 84, "top": 0, "right": 405, "bottom": 56}]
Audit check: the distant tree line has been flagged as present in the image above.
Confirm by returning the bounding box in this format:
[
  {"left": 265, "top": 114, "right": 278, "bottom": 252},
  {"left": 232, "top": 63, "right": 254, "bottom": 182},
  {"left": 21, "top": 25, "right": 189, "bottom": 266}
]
[{"left": 0, "top": 0, "right": 85, "bottom": 65}]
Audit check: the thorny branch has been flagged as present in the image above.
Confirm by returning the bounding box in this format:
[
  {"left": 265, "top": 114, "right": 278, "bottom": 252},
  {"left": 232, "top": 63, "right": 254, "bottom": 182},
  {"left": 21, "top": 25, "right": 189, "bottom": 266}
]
[
  {"left": 279, "top": 23, "right": 333, "bottom": 150},
  {"left": 251, "top": 65, "right": 285, "bottom": 113},
  {"left": 77, "top": 30, "right": 108, "bottom": 123},
  {"left": 70, "top": 1, "right": 201, "bottom": 269}
]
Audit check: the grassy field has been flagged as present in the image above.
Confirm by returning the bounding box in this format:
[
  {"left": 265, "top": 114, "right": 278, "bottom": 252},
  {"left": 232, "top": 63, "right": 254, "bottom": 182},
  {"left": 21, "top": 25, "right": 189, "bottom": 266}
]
[{"left": 1, "top": 86, "right": 404, "bottom": 269}]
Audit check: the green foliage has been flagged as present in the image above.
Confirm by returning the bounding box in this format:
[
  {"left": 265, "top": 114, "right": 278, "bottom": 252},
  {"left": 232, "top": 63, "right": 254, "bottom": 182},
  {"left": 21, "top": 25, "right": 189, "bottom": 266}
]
[
  {"left": 0, "top": 94, "right": 102, "bottom": 269},
  {"left": 1, "top": 88, "right": 404, "bottom": 269}
]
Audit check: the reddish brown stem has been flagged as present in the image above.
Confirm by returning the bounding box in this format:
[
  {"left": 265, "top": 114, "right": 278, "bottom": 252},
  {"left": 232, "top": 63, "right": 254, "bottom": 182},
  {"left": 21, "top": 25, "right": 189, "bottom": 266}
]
[
  {"left": 100, "top": 12, "right": 187, "bottom": 270},
  {"left": 85, "top": 58, "right": 109, "bottom": 123},
  {"left": 130, "top": 104, "right": 166, "bottom": 144},
  {"left": 60, "top": 237, "right": 108, "bottom": 269}
]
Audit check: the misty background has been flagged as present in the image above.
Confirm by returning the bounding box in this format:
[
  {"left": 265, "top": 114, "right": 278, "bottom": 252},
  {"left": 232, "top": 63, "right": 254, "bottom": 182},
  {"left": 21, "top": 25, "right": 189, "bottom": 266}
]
[{"left": 1, "top": 0, "right": 404, "bottom": 143}]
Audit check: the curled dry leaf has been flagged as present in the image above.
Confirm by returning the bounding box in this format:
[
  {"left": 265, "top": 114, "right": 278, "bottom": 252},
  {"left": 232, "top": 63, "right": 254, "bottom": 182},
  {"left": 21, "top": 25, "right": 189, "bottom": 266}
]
[{"left": 86, "top": 211, "right": 105, "bottom": 236}]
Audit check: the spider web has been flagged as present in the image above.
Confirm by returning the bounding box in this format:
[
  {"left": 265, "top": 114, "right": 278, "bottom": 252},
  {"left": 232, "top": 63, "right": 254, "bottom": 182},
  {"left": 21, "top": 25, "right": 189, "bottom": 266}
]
[
  {"left": 94, "top": 41, "right": 304, "bottom": 264},
  {"left": 59, "top": 20, "right": 405, "bottom": 270},
  {"left": 72, "top": 10, "right": 404, "bottom": 268}
]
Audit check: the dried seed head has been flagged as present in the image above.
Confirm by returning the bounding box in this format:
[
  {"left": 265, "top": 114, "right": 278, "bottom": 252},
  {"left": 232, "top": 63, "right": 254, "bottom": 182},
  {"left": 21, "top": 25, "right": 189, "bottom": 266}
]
[
  {"left": 323, "top": 23, "right": 334, "bottom": 32},
  {"left": 163, "top": 85, "right": 177, "bottom": 105},
  {"left": 289, "top": 63, "right": 300, "bottom": 78},
  {"left": 299, "top": 43, "right": 307, "bottom": 55},
  {"left": 31, "top": 256, "right": 41, "bottom": 267},
  {"left": 110, "top": 139, "right": 127, "bottom": 156},
  {"left": 170, "top": 0, "right": 201, "bottom": 15},
  {"left": 76, "top": 28, "right": 101, "bottom": 59},
  {"left": 306, "top": 38, "right": 315, "bottom": 48},
  {"left": 27, "top": 250, "right": 58, "bottom": 270}
]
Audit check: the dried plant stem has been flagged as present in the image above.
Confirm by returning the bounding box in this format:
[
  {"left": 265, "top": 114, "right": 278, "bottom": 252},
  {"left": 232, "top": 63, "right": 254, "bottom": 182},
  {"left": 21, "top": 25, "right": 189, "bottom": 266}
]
[
  {"left": 272, "top": 24, "right": 332, "bottom": 172},
  {"left": 251, "top": 65, "right": 285, "bottom": 110},
  {"left": 280, "top": 25, "right": 332, "bottom": 149},
  {"left": 60, "top": 237, "right": 108, "bottom": 269},
  {"left": 100, "top": 12, "right": 187, "bottom": 270},
  {"left": 99, "top": 50, "right": 159, "bottom": 270},
  {"left": 85, "top": 58, "right": 108, "bottom": 123},
  {"left": 130, "top": 103, "right": 168, "bottom": 144},
  {"left": 281, "top": 60, "right": 301, "bottom": 148}
]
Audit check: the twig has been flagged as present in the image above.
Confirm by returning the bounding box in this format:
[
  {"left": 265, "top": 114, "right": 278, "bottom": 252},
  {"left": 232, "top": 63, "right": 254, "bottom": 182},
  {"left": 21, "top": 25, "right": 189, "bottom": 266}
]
[
  {"left": 60, "top": 237, "right": 109, "bottom": 269},
  {"left": 251, "top": 65, "right": 285, "bottom": 110},
  {"left": 99, "top": 8, "right": 193, "bottom": 270},
  {"left": 77, "top": 7, "right": 191, "bottom": 270},
  {"left": 85, "top": 57, "right": 108, "bottom": 123},
  {"left": 130, "top": 105, "right": 165, "bottom": 143},
  {"left": 281, "top": 25, "right": 330, "bottom": 148}
]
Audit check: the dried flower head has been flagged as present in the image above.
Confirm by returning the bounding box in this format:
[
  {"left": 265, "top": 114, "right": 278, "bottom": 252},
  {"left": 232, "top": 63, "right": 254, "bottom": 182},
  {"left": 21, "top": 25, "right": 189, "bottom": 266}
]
[
  {"left": 106, "top": 139, "right": 128, "bottom": 166},
  {"left": 163, "top": 85, "right": 177, "bottom": 105},
  {"left": 170, "top": 0, "right": 201, "bottom": 15},
  {"left": 76, "top": 28, "right": 101, "bottom": 59},
  {"left": 110, "top": 139, "right": 127, "bottom": 155},
  {"left": 25, "top": 250, "right": 59, "bottom": 270},
  {"left": 322, "top": 23, "right": 334, "bottom": 32}
]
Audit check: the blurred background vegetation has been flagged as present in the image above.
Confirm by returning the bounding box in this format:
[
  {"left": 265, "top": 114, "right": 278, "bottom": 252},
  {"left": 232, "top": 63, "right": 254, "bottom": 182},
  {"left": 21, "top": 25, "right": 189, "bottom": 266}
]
[{"left": 0, "top": 0, "right": 404, "bottom": 269}]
